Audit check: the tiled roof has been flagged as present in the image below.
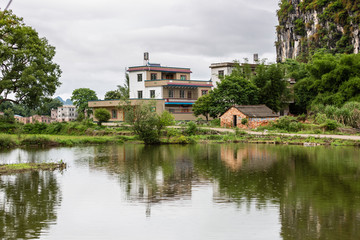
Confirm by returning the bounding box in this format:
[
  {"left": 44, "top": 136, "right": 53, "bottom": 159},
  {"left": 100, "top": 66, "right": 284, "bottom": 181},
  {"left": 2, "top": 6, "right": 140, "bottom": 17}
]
[{"left": 233, "top": 105, "right": 278, "bottom": 117}]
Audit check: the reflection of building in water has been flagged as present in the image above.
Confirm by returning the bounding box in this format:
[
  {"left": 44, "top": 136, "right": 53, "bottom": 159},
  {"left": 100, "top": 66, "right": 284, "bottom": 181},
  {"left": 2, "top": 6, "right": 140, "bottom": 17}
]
[
  {"left": 91, "top": 145, "right": 199, "bottom": 217},
  {"left": 220, "top": 145, "right": 277, "bottom": 171}
]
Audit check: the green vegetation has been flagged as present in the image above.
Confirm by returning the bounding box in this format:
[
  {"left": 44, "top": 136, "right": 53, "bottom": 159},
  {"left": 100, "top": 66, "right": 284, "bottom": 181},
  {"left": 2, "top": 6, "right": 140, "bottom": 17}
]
[
  {"left": 0, "top": 162, "right": 66, "bottom": 175},
  {"left": 94, "top": 108, "right": 111, "bottom": 126},
  {"left": 104, "top": 74, "right": 129, "bottom": 100},
  {"left": 0, "top": 11, "right": 61, "bottom": 109},
  {"left": 277, "top": 0, "right": 359, "bottom": 60},
  {"left": 124, "top": 101, "right": 175, "bottom": 144},
  {"left": 71, "top": 88, "right": 98, "bottom": 116},
  {"left": 193, "top": 62, "right": 290, "bottom": 118}
]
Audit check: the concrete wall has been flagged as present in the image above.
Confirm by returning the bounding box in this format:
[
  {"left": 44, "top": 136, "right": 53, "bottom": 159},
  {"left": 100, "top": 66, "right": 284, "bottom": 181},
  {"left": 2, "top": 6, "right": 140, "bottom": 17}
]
[{"left": 129, "top": 71, "right": 146, "bottom": 99}]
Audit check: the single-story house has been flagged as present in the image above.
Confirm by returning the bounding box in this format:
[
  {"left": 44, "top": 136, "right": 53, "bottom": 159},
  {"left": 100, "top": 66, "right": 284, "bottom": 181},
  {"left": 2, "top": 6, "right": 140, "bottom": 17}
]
[{"left": 220, "top": 105, "right": 279, "bottom": 129}]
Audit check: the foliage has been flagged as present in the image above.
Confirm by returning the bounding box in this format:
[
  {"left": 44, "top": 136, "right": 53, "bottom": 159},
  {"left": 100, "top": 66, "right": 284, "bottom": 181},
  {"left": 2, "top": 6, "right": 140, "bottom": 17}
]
[
  {"left": 241, "top": 118, "right": 248, "bottom": 125},
  {"left": 293, "top": 53, "right": 360, "bottom": 111},
  {"left": 104, "top": 74, "right": 129, "bottom": 100},
  {"left": 209, "top": 67, "right": 260, "bottom": 117},
  {"left": 193, "top": 94, "right": 213, "bottom": 121},
  {"left": 0, "top": 11, "right": 61, "bottom": 108},
  {"left": 272, "top": 116, "right": 304, "bottom": 132},
  {"left": 0, "top": 135, "right": 15, "bottom": 148},
  {"left": 322, "top": 119, "right": 339, "bottom": 131},
  {"left": 185, "top": 121, "right": 198, "bottom": 136},
  {"left": 37, "top": 98, "right": 63, "bottom": 116},
  {"left": 94, "top": 108, "right": 111, "bottom": 126},
  {"left": 311, "top": 101, "right": 360, "bottom": 128},
  {"left": 210, "top": 118, "right": 220, "bottom": 127},
  {"left": 253, "top": 64, "right": 290, "bottom": 112},
  {"left": 124, "top": 101, "right": 161, "bottom": 144},
  {"left": 71, "top": 88, "right": 98, "bottom": 116}
]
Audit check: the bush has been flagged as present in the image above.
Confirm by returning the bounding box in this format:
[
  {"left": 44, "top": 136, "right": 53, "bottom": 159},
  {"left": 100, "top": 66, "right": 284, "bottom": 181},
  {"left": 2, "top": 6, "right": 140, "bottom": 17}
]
[
  {"left": 0, "top": 135, "right": 15, "bottom": 148},
  {"left": 94, "top": 108, "right": 111, "bottom": 126},
  {"left": 273, "top": 116, "right": 303, "bottom": 132},
  {"left": 322, "top": 119, "right": 338, "bottom": 131},
  {"left": 315, "top": 113, "right": 327, "bottom": 124},
  {"left": 210, "top": 118, "right": 220, "bottom": 127},
  {"left": 241, "top": 118, "right": 248, "bottom": 125},
  {"left": 185, "top": 121, "right": 198, "bottom": 136}
]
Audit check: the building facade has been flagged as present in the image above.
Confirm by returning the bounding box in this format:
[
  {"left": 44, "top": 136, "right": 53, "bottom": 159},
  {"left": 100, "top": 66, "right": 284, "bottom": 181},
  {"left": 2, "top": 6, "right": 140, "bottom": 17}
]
[
  {"left": 51, "top": 105, "right": 78, "bottom": 122},
  {"left": 89, "top": 54, "right": 213, "bottom": 122},
  {"left": 220, "top": 105, "right": 279, "bottom": 129}
]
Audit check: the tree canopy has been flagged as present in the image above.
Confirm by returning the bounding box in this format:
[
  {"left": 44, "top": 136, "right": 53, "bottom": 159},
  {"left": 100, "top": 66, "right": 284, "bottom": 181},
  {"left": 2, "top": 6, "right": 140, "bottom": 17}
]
[
  {"left": 71, "top": 88, "right": 98, "bottom": 115},
  {"left": 0, "top": 11, "right": 61, "bottom": 108},
  {"left": 104, "top": 74, "right": 129, "bottom": 100},
  {"left": 291, "top": 52, "right": 360, "bottom": 112}
]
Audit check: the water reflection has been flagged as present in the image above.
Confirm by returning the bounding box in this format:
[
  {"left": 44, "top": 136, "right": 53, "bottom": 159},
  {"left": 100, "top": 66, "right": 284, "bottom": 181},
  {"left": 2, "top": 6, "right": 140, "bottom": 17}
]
[
  {"left": 0, "top": 171, "right": 61, "bottom": 239},
  {"left": 87, "top": 144, "right": 360, "bottom": 239}
]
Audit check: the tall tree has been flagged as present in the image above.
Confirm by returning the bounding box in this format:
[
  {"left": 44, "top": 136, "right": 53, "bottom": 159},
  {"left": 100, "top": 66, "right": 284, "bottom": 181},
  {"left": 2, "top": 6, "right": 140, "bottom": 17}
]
[
  {"left": 253, "top": 64, "right": 290, "bottom": 112},
  {"left": 209, "top": 72, "right": 260, "bottom": 117},
  {"left": 192, "top": 94, "right": 213, "bottom": 121},
  {"left": 104, "top": 73, "right": 129, "bottom": 100},
  {"left": 71, "top": 88, "right": 98, "bottom": 116},
  {"left": 0, "top": 11, "right": 61, "bottom": 108}
]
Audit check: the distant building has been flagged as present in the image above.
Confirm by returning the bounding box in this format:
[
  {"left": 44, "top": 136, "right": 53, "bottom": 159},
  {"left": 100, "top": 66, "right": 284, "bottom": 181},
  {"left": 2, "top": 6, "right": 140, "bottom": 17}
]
[
  {"left": 15, "top": 115, "right": 52, "bottom": 124},
  {"left": 51, "top": 105, "right": 78, "bottom": 122},
  {"left": 220, "top": 105, "right": 279, "bottom": 129}
]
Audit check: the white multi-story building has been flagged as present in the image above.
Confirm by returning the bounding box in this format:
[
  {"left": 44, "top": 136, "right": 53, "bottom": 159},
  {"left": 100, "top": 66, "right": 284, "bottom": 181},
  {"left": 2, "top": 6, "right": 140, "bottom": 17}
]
[
  {"left": 51, "top": 105, "right": 78, "bottom": 122},
  {"left": 89, "top": 53, "right": 213, "bottom": 121}
]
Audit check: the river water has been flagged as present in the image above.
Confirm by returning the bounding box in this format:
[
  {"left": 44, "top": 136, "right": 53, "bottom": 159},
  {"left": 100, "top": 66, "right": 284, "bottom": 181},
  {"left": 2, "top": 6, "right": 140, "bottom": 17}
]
[{"left": 0, "top": 143, "right": 359, "bottom": 239}]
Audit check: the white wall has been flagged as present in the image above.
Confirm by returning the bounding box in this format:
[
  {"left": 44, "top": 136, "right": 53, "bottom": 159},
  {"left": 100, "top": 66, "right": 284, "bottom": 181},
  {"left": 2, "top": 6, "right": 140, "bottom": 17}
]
[
  {"left": 210, "top": 66, "right": 233, "bottom": 88},
  {"left": 144, "top": 86, "right": 163, "bottom": 99},
  {"left": 129, "top": 71, "right": 146, "bottom": 99}
]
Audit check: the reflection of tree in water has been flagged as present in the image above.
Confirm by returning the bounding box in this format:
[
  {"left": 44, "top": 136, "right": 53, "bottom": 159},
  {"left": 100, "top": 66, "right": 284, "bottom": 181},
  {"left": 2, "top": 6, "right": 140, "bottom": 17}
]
[
  {"left": 90, "top": 144, "right": 360, "bottom": 238},
  {"left": 0, "top": 171, "right": 61, "bottom": 239},
  {"left": 91, "top": 144, "right": 200, "bottom": 216},
  {"left": 205, "top": 144, "right": 360, "bottom": 240}
]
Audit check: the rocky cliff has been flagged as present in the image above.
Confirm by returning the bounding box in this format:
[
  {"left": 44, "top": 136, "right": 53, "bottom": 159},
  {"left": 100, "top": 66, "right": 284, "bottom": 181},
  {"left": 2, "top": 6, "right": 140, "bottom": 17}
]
[{"left": 276, "top": 0, "right": 360, "bottom": 62}]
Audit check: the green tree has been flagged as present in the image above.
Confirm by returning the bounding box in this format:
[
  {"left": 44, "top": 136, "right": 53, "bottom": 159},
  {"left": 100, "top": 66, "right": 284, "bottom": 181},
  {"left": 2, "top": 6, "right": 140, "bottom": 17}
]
[
  {"left": 209, "top": 72, "right": 260, "bottom": 117},
  {"left": 37, "top": 98, "right": 63, "bottom": 116},
  {"left": 0, "top": 11, "right": 61, "bottom": 108},
  {"left": 94, "top": 108, "right": 111, "bottom": 126},
  {"left": 193, "top": 94, "right": 213, "bottom": 121},
  {"left": 253, "top": 64, "right": 290, "bottom": 112},
  {"left": 124, "top": 101, "right": 172, "bottom": 144},
  {"left": 293, "top": 52, "right": 360, "bottom": 110},
  {"left": 71, "top": 88, "right": 98, "bottom": 116},
  {"left": 104, "top": 73, "right": 129, "bottom": 100}
]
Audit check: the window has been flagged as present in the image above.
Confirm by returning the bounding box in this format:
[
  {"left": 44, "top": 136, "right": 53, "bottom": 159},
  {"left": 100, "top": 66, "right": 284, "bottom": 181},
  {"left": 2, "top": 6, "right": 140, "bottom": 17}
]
[
  {"left": 151, "top": 73, "right": 157, "bottom": 80},
  {"left": 180, "top": 75, "right": 186, "bottom": 80},
  {"left": 168, "top": 90, "right": 174, "bottom": 98},
  {"left": 188, "top": 91, "right": 192, "bottom": 99},
  {"left": 180, "top": 90, "right": 185, "bottom": 98},
  {"left": 150, "top": 90, "right": 155, "bottom": 98},
  {"left": 201, "top": 90, "right": 208, "bottom": 95},
  {"left": 138, "top": 91, "right": 143, "bottom": 99},
  {"left": 112, "top": 109, "right": 117, "bottom": 119},
  {"left": 218, "top": 70, "right": 224, "bottom": 78},
  {"left": 137, "top": 74, "right": 143, "bottom": 82}
]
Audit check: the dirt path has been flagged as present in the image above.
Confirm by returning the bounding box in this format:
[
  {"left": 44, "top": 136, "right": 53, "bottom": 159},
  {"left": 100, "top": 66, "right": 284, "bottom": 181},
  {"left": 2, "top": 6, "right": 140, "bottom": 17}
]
[{"left": 202, "top": 127, "right": 360, "bottom": 141}]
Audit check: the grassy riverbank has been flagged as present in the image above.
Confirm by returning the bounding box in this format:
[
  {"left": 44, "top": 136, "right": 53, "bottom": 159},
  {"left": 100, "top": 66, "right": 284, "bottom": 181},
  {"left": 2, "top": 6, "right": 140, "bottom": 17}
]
[
  {"left": 0, "top": 128, "right": 359, "bottom": 150},
  {"left": 0, "top": 134, "right": 138, "bottom": 149},
  {"left": 0, "top": 162, "right": 67, "bottom": 175}
]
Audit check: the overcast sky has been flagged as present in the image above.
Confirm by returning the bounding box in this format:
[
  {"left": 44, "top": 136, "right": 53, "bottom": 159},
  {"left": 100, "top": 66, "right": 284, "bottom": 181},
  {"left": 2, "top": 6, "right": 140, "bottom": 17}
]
[{"left": 8, "top": 0, "right": 280, "bottom": 100}]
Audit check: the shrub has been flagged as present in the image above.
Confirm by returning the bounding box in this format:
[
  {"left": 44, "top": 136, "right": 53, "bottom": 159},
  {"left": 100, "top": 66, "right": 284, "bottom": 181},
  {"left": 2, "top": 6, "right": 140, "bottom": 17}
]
[
  {"left": 0, "top": 135, "right": 15, "bottom": 148},
  {"left": 94, "top": 108, "right": 111, "bottom": 126},
  {"left": 210, "top": 119, "right": 220, "bottom": 127},
  {"left": 322, "top": 119, "right": 338, "bottom": 131},
  {"left": 185, "top": 121, "right": 198, "bottom": 136},
  {"left": 241, "top": 118, "right": 248, "bottom": 125},
  {"left": 315, "top": 113, "right": 327, "bottom": 124}
]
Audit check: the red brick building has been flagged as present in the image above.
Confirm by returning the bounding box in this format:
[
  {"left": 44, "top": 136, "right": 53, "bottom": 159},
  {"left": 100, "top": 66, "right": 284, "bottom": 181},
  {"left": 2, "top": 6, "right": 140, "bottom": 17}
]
[{"left": 220, "top": 105, "right": 279, "bottom": 129}]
